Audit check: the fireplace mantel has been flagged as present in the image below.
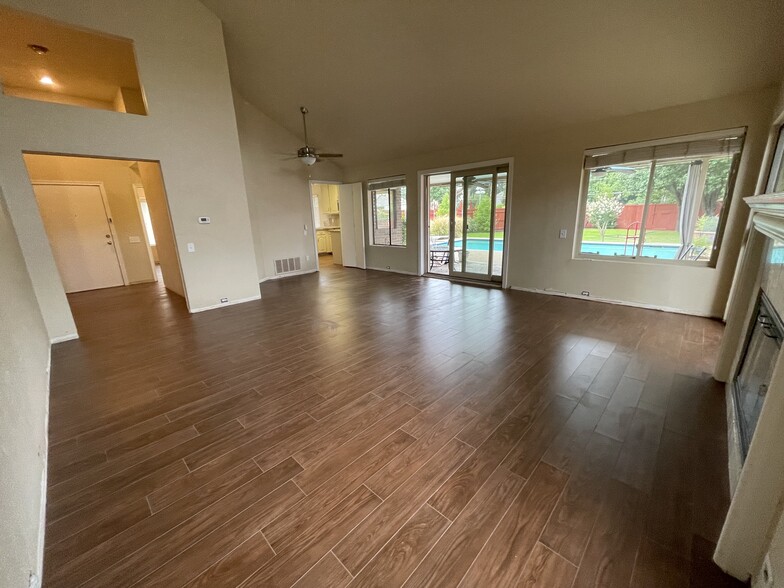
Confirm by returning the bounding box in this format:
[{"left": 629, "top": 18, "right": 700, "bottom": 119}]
[
  {"left": 744, "top": 193, "right": 784, "bottom": 217},
  {"left": 714, "top": 191, "right": 784, "bottom": 581}
]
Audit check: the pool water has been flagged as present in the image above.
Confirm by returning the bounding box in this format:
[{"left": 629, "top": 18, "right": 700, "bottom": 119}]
[
  {"left": 432, "top": 238, "right": 504, "bottom": 253},
  {"left": 581, "top": 242, "right": 679, "bottom": 259}
]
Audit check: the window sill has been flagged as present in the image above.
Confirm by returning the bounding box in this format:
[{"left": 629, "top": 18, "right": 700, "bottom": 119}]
[
  {"left": 573, "top": 253, "right": 714, "bottom": 268},
  {"left": 368, "top": 244, "right": 407, "bottom": 248}
]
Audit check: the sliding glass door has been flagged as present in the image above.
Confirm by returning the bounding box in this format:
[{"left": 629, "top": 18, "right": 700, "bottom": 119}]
[{"left": 444, "top": 165, "right": 508, "bottom": 282}]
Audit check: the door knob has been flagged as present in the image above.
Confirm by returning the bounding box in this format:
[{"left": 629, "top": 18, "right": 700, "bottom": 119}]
[{"left": 107, "top": 241, "right": 113, "bottom": 245}]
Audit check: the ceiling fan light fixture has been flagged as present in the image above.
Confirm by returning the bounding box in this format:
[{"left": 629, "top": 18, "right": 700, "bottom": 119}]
[{"left": 297, "top": 145, "right": 317, "bottom": 166}]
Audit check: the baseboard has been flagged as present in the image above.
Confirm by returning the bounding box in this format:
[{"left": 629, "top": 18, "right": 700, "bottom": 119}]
[
  {"left": 50, "top": 332, "right": 78, "bottom": 344},
  {"left": 259, "top": 269, "right": 318, "bottom": 283},
  {"left": 189, "top": 294, "right": 261, "bottom": 313},
  {"left": 37, "top": 345, "right": 51, "bottom": 587},
  {"left": 509, "top": 285, "right": 718, "bottom": 318},
  {"left": 366, "top": 266, "right": 420, "bottom": 276}
]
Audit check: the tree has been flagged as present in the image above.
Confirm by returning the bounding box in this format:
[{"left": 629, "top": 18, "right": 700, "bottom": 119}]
[
  {"left": 588, "top": 166, "right": 650, "bottom": 204},
  {"left": 467, "top": 196, "right": 492, "bottom": 234},
  {"left": 702, "top": 157, "right": 731, "bottom": 214},
  {"left": 586, "top": 194, "right": 624, "bottom": 241},
  {"left": 437, "top": 194, "right": 450, "bottom": 217}
]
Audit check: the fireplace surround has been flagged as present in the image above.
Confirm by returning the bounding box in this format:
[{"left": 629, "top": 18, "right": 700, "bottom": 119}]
[{"left": 714, "top": 192, "right": 784, "bottom": 581}]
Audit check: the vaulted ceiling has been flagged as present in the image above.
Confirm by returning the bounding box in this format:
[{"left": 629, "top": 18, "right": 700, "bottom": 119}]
[{"left": 200, "top": 0, "right": 784, "bottom": 167}]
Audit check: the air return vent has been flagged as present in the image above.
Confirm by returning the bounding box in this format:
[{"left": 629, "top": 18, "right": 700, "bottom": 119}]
[{"left": 274, "top": 257, "right": 302, "bottom": 275}]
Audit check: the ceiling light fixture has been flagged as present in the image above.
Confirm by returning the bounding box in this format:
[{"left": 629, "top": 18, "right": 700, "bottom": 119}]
[
  {"left": 39, "top": 75, "right": 54, "bottom": 85},
  {"left": 28, "top": 44, "right": 49, "bottom": 55},
  {"left": 297, "top": 146, "right": 317, "bottom": 166}
]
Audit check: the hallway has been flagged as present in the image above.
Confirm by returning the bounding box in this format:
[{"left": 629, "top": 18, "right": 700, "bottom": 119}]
[{"left": 44, "top": 264, "right": 740, "bottom": 587}]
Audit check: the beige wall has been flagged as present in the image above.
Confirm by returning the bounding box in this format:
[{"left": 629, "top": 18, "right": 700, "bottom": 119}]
[
  {"left": 0, "top": 0, "right": 260, "bottom": 342},
  {"left": 23, "top": 154, "right": 156, "bottom": 285},
  {"left": 233, "top": 90, "right": 343, "bottom": 281},
  {"left": 758, "top": 506, "right": 784, "bottom": 587},
  {"left": 346, "top": 89, "right": 776, "bottom": 316},
  {"left": 0, "top": 189, "right": 50, "bottom": 587}
]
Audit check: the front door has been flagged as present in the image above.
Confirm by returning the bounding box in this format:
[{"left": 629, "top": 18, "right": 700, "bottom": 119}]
[
  {"left": 34, "top": 182, "right": 125, "bottom": 293},
  {"left": 448, "top": 165, "right": 508, "bottom": 282}
]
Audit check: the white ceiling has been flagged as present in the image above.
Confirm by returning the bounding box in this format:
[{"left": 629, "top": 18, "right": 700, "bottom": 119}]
[{"left": 200, "top": 0, "right": 784, "bottom": 168}]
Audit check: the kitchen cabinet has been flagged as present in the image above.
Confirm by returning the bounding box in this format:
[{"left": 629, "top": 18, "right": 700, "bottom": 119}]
[
  {"left": 317, "top": 184, "right": 341, "bottom": 213},
  {"left": 316, "top": 230, "right": 332, "bottom": 253},
  {"left": 328, "top": 184, "right": 340, "bottom": 213}
]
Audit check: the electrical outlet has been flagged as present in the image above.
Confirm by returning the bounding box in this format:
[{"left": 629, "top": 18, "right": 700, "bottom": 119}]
[
  {"left": 220, "top": 297, "right": 228, "bottom": 304},
  {"left": 559, "top": 229, "right": 568, "bottom": 239},
  {"left": 187, "top": 242, "right": 195, "bottom": 253},
  {"left": 306, "top": 255, "right": 310, "bottom": 261},
  {"left": 581, "top": 291, "right": 590, "bottom": 296}
]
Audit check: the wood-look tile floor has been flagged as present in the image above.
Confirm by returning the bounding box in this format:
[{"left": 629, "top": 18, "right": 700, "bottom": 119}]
[{"left": 45, "top": 264, "right": 743, "bottom": 587}]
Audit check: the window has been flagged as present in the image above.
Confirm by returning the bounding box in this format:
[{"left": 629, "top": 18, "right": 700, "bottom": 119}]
[
  {"left": 368, "top": 177, "right": 407, "bottom": 246},
  {"left": 576, "top": 129, "right": 744, "bottom": 265},
  {"left": 138, "top": 197, "right": 156, "bottom": 246}
]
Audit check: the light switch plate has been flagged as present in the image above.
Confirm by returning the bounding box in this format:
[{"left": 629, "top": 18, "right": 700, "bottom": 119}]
[
  {"left": 559, "top": 229, "right": 568, "bottom": 239},
  {"left": 129, "top": 235, "right": 141, "bottom": 243},
  {"left": 187, "top": 242, "right": 195, "bottom": 252}
]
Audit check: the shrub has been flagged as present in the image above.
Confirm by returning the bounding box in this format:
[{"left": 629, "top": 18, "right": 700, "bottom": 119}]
[
  {"left": 429, "top": 216, "right": 450, "bottom": 238},
  {"left": 586, "top": 194, "right": 624, "bottom": 241},
  {"left": 467, "top": 197, "right": 492, "bottom": 234},
  {"left": 695, "top": 215, "right": 719, "bottom": 233}
]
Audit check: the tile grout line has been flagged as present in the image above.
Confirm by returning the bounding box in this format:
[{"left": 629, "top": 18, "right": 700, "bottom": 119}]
[{"left": 331, "top": 549, "right": 355, "bottom": 579}]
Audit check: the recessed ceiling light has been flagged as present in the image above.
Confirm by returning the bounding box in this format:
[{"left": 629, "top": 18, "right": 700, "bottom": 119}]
[
  {"left": 39, "top": 75, "right": 54, "bottom": 85},
  {"left": 28, "top": 44, "right": 50, "bottom": 55}
]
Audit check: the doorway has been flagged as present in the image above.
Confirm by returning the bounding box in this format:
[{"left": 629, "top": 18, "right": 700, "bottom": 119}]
[
  {"left": 424, "top": 163, "right": 509, "bottom": 284},
  {"left": 23, "top": 154, "right": 185, "bottom": 297},
  {"left": 309, "top": 180, "right": 366, "bottom": 271}
]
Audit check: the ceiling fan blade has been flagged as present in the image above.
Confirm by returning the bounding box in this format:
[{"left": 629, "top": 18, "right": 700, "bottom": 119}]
[{"left": 316, "top": 153, "right": 343, "bottom": 158}]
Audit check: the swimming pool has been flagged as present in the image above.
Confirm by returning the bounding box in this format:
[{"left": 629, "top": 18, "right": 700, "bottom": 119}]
[
  {"left": 431, "top": 238, "right": 504, "bottom": 253},
  {"left": 580, "top": 242, "right": 680, "bottom": 259}
]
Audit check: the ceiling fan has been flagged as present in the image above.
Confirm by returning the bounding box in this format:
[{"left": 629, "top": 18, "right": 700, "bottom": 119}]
[
  {"left": 295, "top": 107, "right": 342, "bottom": 166},
  {"left": 592, "top": 165, "right": 637, "bottom": 177}
]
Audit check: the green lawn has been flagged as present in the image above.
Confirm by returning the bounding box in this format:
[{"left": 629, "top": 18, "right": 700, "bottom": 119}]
[
  {"left": 582, "top": 228, "right": 681, "bottom": 244},
  {"left": 466, "top": 231, "right": 504, "bottom": 239}
]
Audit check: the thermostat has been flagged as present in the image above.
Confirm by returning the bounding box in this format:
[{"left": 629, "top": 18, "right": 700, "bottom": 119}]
[{"left": 198, "top": 217, "right": 211, "bottom": 224}]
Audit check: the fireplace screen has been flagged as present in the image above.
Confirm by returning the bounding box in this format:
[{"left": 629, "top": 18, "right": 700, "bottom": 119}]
[{"left": 735, "top": 292, "right": 783, "bottom": 458}]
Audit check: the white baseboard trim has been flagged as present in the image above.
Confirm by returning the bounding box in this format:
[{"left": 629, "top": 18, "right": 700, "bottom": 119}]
[
  {"left": 366, "top": 266, "right": 420, "bottom": 276},
  {"left": 50, "top": 333, "right": 79, "bottom": 344},
  {"left": 509, "top": 286, "right": 718, "bottom": 318},
  {"left": 259, "top": 269, "right": 318, "bottom": 283},
  {"left": 189, "top": 294, "right": 261, "bottom": 313}
]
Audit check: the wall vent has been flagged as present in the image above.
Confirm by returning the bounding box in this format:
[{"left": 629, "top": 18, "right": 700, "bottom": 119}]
[{"left": 274, "top": 257, "right": 302, "bottom": 275}]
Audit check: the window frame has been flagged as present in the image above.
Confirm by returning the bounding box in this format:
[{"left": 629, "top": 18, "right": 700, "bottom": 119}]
[
  {"left": 573, "top": 129, "right": 745, "bottom": 268},
  {"left": 367, "top": 177, "right": 407, "bottom": 247}
]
